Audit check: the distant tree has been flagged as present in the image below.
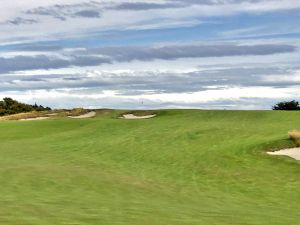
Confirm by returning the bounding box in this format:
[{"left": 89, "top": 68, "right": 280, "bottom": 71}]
[
  {"left": 272, "top": 100, "right": 300, "bottom": 110},
  {"left": 0, "top": 97, "right": 51, "bottom": 116}
]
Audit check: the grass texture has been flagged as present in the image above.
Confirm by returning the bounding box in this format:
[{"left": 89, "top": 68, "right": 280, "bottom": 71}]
[{"left": 0, "top": 109, "right": 300, "bottom": 225}]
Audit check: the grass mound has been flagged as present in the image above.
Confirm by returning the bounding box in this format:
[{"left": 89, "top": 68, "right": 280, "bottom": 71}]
[
  {"left": 0, "top": 111, "right": 50, "bottom": 121},
  {"left": 0, "top": 108, "right": 91, "bottom": 121}
]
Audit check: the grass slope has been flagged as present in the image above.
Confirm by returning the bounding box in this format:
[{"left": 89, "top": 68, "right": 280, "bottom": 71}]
[{"left": 0, "top": 110, "right": 299, "bottom": 225}]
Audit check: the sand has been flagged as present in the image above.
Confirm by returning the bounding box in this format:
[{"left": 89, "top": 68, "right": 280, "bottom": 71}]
[
  {"left": 68, "top": 111, "right": 96, "bottom": 119},
  {"left": 267, "top": 148, "right": 300, "bottom": 160},
  {"left": 47, "top": 113, "right": 58, "bottom": 116},
  {"left": 122, "top": 114, "right": 156, "bottom": 119},
  {"left": 20, "top": 117, "right": 49, "bottom": 121}
]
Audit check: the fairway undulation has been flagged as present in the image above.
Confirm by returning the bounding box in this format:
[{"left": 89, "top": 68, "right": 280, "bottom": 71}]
[{"left": 0, "top": 110, "right": 299, "bottom": 225}]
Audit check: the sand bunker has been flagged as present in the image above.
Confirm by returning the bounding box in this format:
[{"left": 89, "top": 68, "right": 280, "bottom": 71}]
[
  {"left": 68, "top": 111, "right": 96, "bottom": 119},
  {"left": 20, "top": 117, "right": 49, "bottom": 121},
  {"left": 122, "top": 114, "right": 156, "bottom": 120},
  {"left": 267, "top": 148, "right": 300, "bottom": 160},
  {"left": 46, "top": 113, "right": 58, "bottom": 116}
]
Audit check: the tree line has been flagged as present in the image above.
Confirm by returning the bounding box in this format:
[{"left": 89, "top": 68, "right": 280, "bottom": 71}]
[
  {"left": 0, "top": 97, "right": 51, "bottom": 116},
  {"left": 272, "top": 100, "right": 300, "bottom": 110},
  {"left": 0, "top": 97, "right": 299, "bottom": 115}
]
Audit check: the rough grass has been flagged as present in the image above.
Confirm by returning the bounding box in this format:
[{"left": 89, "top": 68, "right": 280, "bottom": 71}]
[
  {"left": 0, "top": 110, "right": 300, "bottom": 225},
  {"left": 288, "top": 130, "right": 300, "bottom": 146},
  {"left": 0, "top": 111, "right": 49, "bottom": 120},
  {"left": 0, "top": 108, "right": 90, "bottom": 121},
  {"left": 65, "top": 108, "right": 89, "bottom": 116},
  {"left": 288, "top": 130, "right": 300, "bottom": 139}
]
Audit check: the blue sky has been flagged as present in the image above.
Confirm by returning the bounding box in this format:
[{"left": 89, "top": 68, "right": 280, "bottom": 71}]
[{"left": 1, "top": 0, "right": 300, "bottom": 109}]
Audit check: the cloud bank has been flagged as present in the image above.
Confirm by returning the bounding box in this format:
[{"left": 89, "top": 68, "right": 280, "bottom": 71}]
[{"left": 0, "top": 0, "right": 299, "bottom": 109}]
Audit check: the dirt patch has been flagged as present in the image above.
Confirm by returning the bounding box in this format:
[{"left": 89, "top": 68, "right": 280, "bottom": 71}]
[
  {"left": 68, "top": 111, "right": 96, "bottom": 119},
  {"left": 267, "top": 148, "right": 300, "bottom": 160},
  {"left": 121, "top": 114, "right": 156, "bottom": 120}
]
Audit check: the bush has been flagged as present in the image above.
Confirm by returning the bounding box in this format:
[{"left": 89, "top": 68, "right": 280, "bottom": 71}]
[
  {"left": 272, "top": 100, "right": 300, "bottom": 110},
  {"left": 0, "top": 97, "right": 51, "bottom": 116}
]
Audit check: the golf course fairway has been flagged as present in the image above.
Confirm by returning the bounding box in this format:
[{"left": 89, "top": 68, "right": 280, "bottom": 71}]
[{"left": 0, "top": 110, "right": 299, "bottom": 225}]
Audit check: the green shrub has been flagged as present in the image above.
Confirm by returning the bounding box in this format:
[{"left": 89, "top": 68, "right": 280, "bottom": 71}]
[
  {"left": 0, "top": 97, "right": 51, "bottom": 116},
  {"left": 272, "top": 100, "right": 300, "bottom": 110}
]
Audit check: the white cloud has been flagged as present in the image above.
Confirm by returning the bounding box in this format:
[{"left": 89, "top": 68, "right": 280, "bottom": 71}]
[
  {"left": 0, "top": 0, "right": 300, "bottom": 109},
  {"left": 1, "top": 0, "right": 300, "bottom": 44},
  {"left": 1, "top": 85, "right": 300, "bottom": 110}
]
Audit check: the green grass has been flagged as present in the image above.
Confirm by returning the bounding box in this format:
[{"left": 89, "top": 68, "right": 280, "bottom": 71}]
[{"left": 0, "top": 109, "right": 300, "bottom": 225}]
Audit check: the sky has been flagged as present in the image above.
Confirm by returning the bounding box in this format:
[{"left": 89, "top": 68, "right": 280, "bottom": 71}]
[{"left": 0, "top": 0, "right": 300, "bottom": 109}]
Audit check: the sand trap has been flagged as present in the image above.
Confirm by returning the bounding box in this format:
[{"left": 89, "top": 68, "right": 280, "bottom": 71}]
[
  {"left": 122, "top": 114, "right": 156, "bottom": 120},
  {"left": 68, "top": 111, "right": 96, "bottom": 119},
  {"left": 47, "top": 113, "right": 58, "bottom": 116},
  {"left": 267, "top": 148, "right": 300, "bottom": 160},
  {"left": 20, "top": 117, "right": 49, "bottom": 121}
]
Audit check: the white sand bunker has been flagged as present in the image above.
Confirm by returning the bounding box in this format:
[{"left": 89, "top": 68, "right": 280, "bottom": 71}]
[
  {"left": 267, "top": 148, "right": 300, "bottom": 160},
  {"left": 46, "top": 113, "right": 58, "bottom": 116},
  {"left": 20, "top": 117, "right": 49, "bottom": 121},
  {"left": 68, "top": 111, "right": 96, "bottom": 119},
  {"left": 122, "top": 114, "right": 156, "bottom": 120}
]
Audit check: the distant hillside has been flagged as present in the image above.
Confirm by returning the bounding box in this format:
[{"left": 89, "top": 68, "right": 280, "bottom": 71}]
[{"left": 0, "top": 97, "right": 51, "bottom": 116}]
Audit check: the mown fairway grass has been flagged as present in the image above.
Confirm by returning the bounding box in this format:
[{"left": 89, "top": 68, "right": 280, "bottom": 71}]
[{"left": 0, "top": 110, "right": 300, "bottom": 225}]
